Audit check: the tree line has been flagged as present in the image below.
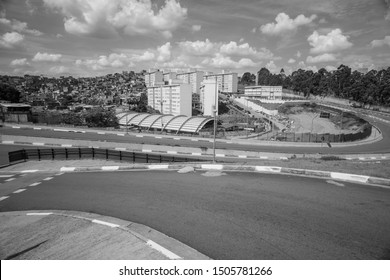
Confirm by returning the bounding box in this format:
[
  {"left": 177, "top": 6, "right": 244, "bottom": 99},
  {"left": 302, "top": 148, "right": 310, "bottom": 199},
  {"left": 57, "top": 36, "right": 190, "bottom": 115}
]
[{"left": 242, "top": 65, "right": 390, "bottom": 106}]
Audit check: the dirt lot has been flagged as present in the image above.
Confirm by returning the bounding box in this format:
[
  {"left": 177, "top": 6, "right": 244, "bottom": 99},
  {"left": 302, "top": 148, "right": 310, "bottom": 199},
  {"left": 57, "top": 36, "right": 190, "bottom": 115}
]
[{"left": 289, "top": 112, "right": 352, "bottom": 134}]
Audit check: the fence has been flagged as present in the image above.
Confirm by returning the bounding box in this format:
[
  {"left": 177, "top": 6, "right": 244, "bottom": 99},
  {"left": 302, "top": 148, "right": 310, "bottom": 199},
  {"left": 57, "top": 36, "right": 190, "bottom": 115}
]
[
  {"left": 8, "top": 148, "right": 205, "bottom": 164},
  {"left": 273, "top": 125, "right": 372, "bottom": 143}
]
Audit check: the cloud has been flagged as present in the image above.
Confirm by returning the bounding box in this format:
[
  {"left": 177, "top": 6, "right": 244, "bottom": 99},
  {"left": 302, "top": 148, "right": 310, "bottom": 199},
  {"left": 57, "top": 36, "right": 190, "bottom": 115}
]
[
  {"left": 43, "top": 0, "right": 187, "bottom": 38},
  {"left": 32, "top": 52, "right": 62, "bottom": 62},
  {"left": 192, "top": 25, "right": 201, "bottom": 32},
  {"left": 260, "top": 13, "right": 317, "bottom": 35},
  {"left": 219, "top": 41, "right": 274, "bottom": 60},
  {"left": 325, "top": 65, "right": 337, "bottom": 72},
  {"left": 306, "top": 53, "right": 337, "bottom": 63},
  {"left": 49, "top": 65, "right": 70, "bottom": 74},
  {"left": 157, "top": 42, "right": 171, "bottom": 62},
  {"left": 178, "top": 39, "right": 216, "bottom": 56},
  {"left": 370, "top": 36, "right": 390, "bottom": 48},
  {"left": 308, "top": 29, "right": 353, "bottom": 54},
  {"left": 0, "top": 17, "right": 42, "bottom": 36},
  {"left": 0, "top": 32, "right": 24, "bottom": 48},
  {"left": 203, "top": 53, "right": 260, "bottom": 69},
  {"left": 296, "top": 51, "right": 302, "bottom": 58},
  {"left": 266, "top": 61, "right": 278, "bottom": 73},
  {"left": 288, "top": 58, "right": 296, "bottom": 64},
  {"left": 10, "top": 58, "right": 30, "bottom": 67}
]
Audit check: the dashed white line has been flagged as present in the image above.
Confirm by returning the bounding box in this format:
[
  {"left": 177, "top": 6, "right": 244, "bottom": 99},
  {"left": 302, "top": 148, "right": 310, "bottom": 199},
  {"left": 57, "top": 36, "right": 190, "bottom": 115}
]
[
  {"left": 13, "top": 189, "right": 26, "bottom": 194},
  {"left": 5, "top": 178, "right": 16, "bottom": 182},
  {"left": 43, "top": 177, "right": 54, "bottom": 181},
  {"left": 0, "top": 196, "right": 10, "bottom": 201},
  {"left": 0, "top": 175, "right": 13, "bottom": 178},
  {"left": 29, "top": 182, "right": 41, "bottom": 187}
]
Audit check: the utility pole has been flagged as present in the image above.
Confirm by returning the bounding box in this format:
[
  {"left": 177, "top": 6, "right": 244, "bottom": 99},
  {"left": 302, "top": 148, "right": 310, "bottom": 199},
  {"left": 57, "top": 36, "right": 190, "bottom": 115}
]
[{"left": 212, "top": 78, "right": 218, "bottom": 164}]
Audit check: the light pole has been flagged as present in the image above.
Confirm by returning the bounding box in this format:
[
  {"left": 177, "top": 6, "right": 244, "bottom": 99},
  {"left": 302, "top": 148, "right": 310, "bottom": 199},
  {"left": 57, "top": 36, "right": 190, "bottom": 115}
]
[
  {"left": 212, "top": 78, "right": 218, "bottom": 164},
  {"left": 160, "top": 100, "right": 166, "bottom": 133},
  {"left": 126, "top": 113, "right": 128, "bottom": 135}
]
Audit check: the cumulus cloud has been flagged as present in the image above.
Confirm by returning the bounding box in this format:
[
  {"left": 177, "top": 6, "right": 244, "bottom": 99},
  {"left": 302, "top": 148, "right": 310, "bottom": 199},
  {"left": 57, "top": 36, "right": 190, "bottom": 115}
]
[
  {"left": 370, "top": 36, "right": 390, "bottom": 48},
  {"left": 0, "top": 32, "right": 24, "bottom": 48},
  {"left": 10, "top": 58, "right": 30, "bottom": 67},
  {"left": 306, "top": 53, "right": 337, "bottom": 63},
  {"left": 43, "top": 0, "right": 187, "bottom": 38},
  {"left": 0, "top": 17, "right": 42, "bottom": 36},
  {"left": 203, "top": 53, "right": 260, "bottom": 69},
  {"left": 288, "top": 58, "right": 296, "bottom": 64},
  {"left": 178, "top": 39, "right": 216, "bottom": 56},
  {"left": 157, "top": 42, "right": 171, "bottom": 62},
  {"left": 191, "top": 25, "right": 201, "bottom": 32},
  {"left": 260, "top": 13, "right": 317, "bottom": 35},
  {"left": 49, "top": 65, "right": 70, "bottom": 74},
  {"left": 266, "top": 61, "right": 278, "bottom": 73},
  {"left": 308, "top": 29, "right": 353, "bottom": 54},
  {"left": 32, "top": 52, "right": 62, "bottom": 62},
  {"left": 219, "top": 41, "right": 274, "bottom": 60}
]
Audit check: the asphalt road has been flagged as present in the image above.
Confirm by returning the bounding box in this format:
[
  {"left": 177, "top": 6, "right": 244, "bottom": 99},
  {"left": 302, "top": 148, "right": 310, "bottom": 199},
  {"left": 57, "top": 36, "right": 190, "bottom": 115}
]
[
  {"left": 1, "top": 123, "right": 390, "bottom": 154},
  {"left": 1, "top": 170, "right": 389, "bottom": 259}
]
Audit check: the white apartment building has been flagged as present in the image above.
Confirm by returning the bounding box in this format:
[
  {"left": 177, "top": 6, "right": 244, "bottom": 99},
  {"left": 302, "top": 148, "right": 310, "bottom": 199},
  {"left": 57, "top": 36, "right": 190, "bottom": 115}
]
[
  {"left": 176, "top": 70, "right": 204, "bottom": 94},
  {"left": 203, "top": 71, "right": 238, "bottom": 93},
  {"left": 244, "top": 85, "right": 283, "bottom": 100},
  {"left": 144, "top": 69, "right": 163, "bottom": 87},
  {"left": 163, "top": 72, "right": 177, "bottom": 82},
  {"left": 147, "top": 83, "right": 192, "bottom": 116},
  {"left": 201, "top": 79, "right": 219, "bottom": 117}
]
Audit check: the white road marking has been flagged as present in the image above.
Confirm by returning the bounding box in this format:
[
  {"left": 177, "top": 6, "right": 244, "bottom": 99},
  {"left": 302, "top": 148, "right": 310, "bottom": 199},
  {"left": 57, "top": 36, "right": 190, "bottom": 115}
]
[
  {"left": 5, "top": 178, "right": 16, "bottom": 182},
  {"left": 61, "top": 144, "right": 72, "bottom": 147},
  {"left": 12, "top": 126, "right": 20, "bottom": 129},
  {"left": 32, "top": 142, "right": 45, "bottom": 146},
  {"left": 29, "top": 182, "right": 41, "bottom": 187},
  {"left": 146, "top": 240, "right": 182, "bottom": 260},
  {"left": 155, "top": 136, "right": 162, "bottom": 139},
  {"left": 92, "top": 219, "right": 119, "bottom": 228},
  {"left": 201, "top": 164, "right": 223, "bottom": 170},
  {"left": 33, "top": 127, "right": 42, "bottom": 130},
  {"left": 359, "top": 157, "right": 365, "bottom": 160},
  {"left": 136, "top": 135, "right": 143, "bottom": 138},
  {"left": 191, "top": 139, "right": 198, "bottom": 142},
  {"left": 101, "top": 166, "right": 119, "bottom": 171},
  {"left": 238, "top": 155, "right": 247, "bottom": 158},
  {"left": 13, "top": 189, "right": 26, "bottom": 194},
  {"left": 26, "top": 212, "right": 52, "bottom": 216},
  {"left": 371, "top": 157, "right": 377, "bottom": 160},
  {"left": 117, "top": 133, "right": 125, "bottom": 136},
  {"left": 192, "top": 152, "right": 202, "bottom": 156},
  {"left": 97, "top": 132, "right": 105, "bottom": 135},
  {"left": 2, "top": 141, "right": 15, "bottom": 144},
  {"left": 54, "top": 129, "right": 68, "bottom": 132},
  {"left": 43, "top": 177, "right": 54, "bottom": 181},
  {"left": 60, "top": 167, "right": 76, "bottom": 172},
  {"left": 21, "top": 170, "right": 38, "bottom": 173},
  {"left": 0, "top": 175, "right": 13, "bottom": 178},
  {"left": 280, "top": 157, "right": 288, "bottom": 160},
  {"left": 115, "top": 147, "right": 126, "bottom": 151},
  {"left": 330, "top": 172, "right": 369, "bottom": 183},
  {"left": 167, "top": 151, "right": 177, "bottom": 154},
  {"left": 216, "top": 154, "right": 225, "bottom": 157},
  {"left": 142, "top": 149, "right": 152, "bottom": 153},
  {"left": 255, "top": 166, "right": 282, "bottom": 173},
  {"left": 173, "top": 138, "right": 181, "bottom": 140},
  {"left": 55, "top": 173, "right": 65, "bottom": 176},
  {"left": 148, "top": 165, "right": 169, "bottom": 169},
  {"left": 326, "top": 180, "right": 345, "bottom": 187},
  {"left": 260, "top": 156, "right": 269, "bottom": 159},
  {"left": 0, "top": 196, "right": 10, "bottom": 201}
]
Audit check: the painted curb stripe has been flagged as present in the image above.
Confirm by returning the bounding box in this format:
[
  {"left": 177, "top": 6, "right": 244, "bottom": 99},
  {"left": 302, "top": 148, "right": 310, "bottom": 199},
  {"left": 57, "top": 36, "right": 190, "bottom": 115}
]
[
  {"left": 0, "top": 175, "right": 13, "bottom": 178},
  {"left": 255, "top": 166, "right": 282, "bottom": 173},
  {"left": 330, "top": 172, "right": 369, "bottom": 183},
  {"left": 0, "top": 196, "right": 10, "bottom": 201},
  {"left": 21, "top": 170, "right": 38, "bottom": 173},
  {"left": 142, "top": 149, "right": 152, "bottom": 153},
  {"left": 13, "top": 189, "right": 26, "bottom": 193},
  {"left": 192, "top": 152, "right": 202, "bottom": 156},
  {"left": 201, "top": 164, "right": 223, "bottom": 170},
  {"left": 29, "top": 182, "right": 41, "bottom": 186},
  {"left": 148, "top": 165, "right": 169, "bottom": 169},
  {"left": 167, "top": 151, "right": 177, "bottom": 154},
  {"left": 216, "top": 154, "right": 225, "bottom": 157},
  {"left": 101, "top": 166, "right": 120, "bottom": 171},
  {"left": 26, "top": 213, "right": 52, "bottom": 216},
  {"left": 61, "top": 144, "right": 72, "bottom": 147},
  {"left": 238, "top": 155, "right": 247, "bottom": 158},
  {"left": 146, "top": 240, "right": 182, "bottom": 260},
  {"left": 92, "top": 219, "right": 119, "bottom": 228},
  {"left": 32, "top": 142, "right": 45, "bottom": 146},
  {"left": 2, "top": 141, "right": 15, "bottom": 144},
  {"left": 5, "top": 178, "right": 16, "bottom": 182},
  {"left": 43, "top": 177, "right": 54, "bottom": 181},
  {"left": 60, "top": 167, "right": 76, "bottom": 172}
]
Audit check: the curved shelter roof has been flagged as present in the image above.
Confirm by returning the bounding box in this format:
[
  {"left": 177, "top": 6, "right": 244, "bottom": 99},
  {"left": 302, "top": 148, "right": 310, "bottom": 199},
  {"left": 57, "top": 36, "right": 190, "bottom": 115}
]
[{"left": 117, "top": 112, "right": 214, "bottom": 134}]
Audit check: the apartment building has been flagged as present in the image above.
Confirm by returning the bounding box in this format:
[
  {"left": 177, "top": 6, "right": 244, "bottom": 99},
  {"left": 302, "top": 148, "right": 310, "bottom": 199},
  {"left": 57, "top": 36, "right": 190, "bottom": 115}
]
[
  {"left": 163, "top": 72, "right": 177, "bottom": 82},
  {"left": 203, "top": 71, "right": 238, "bottom": 93},
  {"left": 244, "top": 85, "right": 283, "bottom": 100},
  {"left": 176, "top": 70, "right": 204, "bottom": 94},
  {"left": 144, "top": 69, "right": 163, "bottom": 87},
  {"left": 147, "top": 82, "right": 192, "bottom": 116}
]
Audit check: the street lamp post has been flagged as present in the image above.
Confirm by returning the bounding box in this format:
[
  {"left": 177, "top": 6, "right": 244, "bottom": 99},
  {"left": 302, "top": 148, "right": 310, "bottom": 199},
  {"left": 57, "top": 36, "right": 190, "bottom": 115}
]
[{"left": 310, "top": 113, "right": 319, "bottom": 141}]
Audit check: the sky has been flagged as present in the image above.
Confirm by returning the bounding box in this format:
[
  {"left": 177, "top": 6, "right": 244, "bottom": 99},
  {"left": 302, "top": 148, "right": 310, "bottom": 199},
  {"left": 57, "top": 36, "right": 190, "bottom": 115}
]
[{"left": 0, "top": 0, "right": 389, "bottom": 77}]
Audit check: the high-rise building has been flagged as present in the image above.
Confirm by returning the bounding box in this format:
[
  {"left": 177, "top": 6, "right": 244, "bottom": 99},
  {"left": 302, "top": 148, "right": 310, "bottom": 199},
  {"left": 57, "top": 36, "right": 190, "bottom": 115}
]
[
  {"left": 144, "top": 69, "right": 163, "bottom": 87},
  {"left": 201, "top": 79, "right": 218, "bottom": 117},
  {"left": 203, "top": 71, "right": 238, "bottom": 93},
  {"left": 147, "top": 82, "right": 192, "bottom": 116},
  {"left": 176, "top": 70, "right": 204, "bottom": 94}
]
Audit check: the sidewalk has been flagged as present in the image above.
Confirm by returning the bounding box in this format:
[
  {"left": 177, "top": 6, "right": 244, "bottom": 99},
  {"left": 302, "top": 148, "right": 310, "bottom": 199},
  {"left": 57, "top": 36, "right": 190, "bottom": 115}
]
[{"left": 0, "top": 210, "right": 210, "bottom": 260}]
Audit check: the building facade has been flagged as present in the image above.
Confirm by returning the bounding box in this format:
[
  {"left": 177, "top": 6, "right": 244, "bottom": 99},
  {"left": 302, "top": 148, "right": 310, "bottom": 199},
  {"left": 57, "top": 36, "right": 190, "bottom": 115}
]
[
  {"left": 144, "top": 69, "right": 163, "bottom": 87},
  {"left": 176, "top": 71, "right": 204, "bottom": 95},
  {"left": 244, "top": 85, "right": 283, "bottom": 100},
  {"left": 147, "top": 83, "right": 192, "bottom": 116},
  {"left": 203, "top": 71, "right": 238, "bottom": 93}
]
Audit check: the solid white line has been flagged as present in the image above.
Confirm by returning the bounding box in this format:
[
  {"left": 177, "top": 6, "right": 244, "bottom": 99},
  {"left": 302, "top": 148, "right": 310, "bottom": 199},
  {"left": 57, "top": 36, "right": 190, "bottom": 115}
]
[
  {"left": 0, "top": 175, "right": 13, "bottom": 178},
  {"left": 26, "top": 212, "right": 52, "bottom": 216},
  {"left": 92, "top": 219, "right": 119, "bottom": 228},
  {"left": 201, "top": 164, "right": 223, "bottom": 170},
  {"left": 148, "top": 165, "right": 169, "bottom": 169},
  {"left": 43, "top": 177, "right": 54, "bottom": 181},
  {"left": 29, "top": 182, "right": 41, "bottom": 187},
  {"left": 146, "top": 240, "right": 182, "bottom": 260},
  {"left": 60, "top": 167, "right": 76, "bottom": 172},
  {"left": 5, "top": 178, "right": 16, "bottom": 182},
  {"left": 2, "top": 141, "right": 15, "bottom": 144},
  {"left": 101, "top": 166, "right": 119, "bottom": 171},
  {"left": 0, "top": 196, "right": 10, "bottom": 201},
  {"left": 13, "top": 189, "right": 26, "bottom": 194},
  {"left": 21, "top": 170, "right": 38, "bottom": 173}
]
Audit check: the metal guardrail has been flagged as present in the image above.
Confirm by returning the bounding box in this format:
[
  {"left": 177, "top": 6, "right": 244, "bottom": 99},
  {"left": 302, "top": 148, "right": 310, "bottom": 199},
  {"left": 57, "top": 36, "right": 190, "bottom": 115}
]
[{"left": 8, "top": 148, "right": 205, "bottom": 164}]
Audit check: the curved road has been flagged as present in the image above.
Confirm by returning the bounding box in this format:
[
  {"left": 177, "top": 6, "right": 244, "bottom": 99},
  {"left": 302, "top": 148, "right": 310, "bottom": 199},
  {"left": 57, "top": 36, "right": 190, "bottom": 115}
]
[{"left": 1, "top": 170, "right": 389, "bottom": 259}]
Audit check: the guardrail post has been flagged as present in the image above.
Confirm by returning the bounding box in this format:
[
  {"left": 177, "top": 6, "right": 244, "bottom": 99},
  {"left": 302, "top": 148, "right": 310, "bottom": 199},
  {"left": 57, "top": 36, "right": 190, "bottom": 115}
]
[
  {"left": 78, "top": 148, "right": 81, "bottom": 159},
  {"left": 38, "top": 149, "right": 41, "bottom": 161},
  {"left": 52, "top": 148, "right": 54, "bottom": 160},
  {"left": 133, "top": 152, "right": 135, "bottom": 163},
  {"left": 106, "top": 149, "right": 108, "bottom": 160},
  {"left": 65, "top": 148, "right": 68, "bottom": 159},
  {"left": 92, "top": 148, "right": 95, "bottom": 159}
]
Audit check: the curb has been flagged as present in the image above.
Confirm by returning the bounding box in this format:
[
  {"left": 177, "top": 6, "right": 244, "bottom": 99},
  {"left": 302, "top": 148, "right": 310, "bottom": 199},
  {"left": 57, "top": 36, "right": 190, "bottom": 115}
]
[{"left": 14, "top": 163, "right": 390, "bottom": 187}]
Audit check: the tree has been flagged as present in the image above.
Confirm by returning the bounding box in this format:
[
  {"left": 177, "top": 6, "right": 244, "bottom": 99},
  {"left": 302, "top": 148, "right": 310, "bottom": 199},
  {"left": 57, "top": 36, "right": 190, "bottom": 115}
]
[
  {"left": 83, "top": 108, "right": 119, "bottom": 128},
  {"left": 241, "top": 72, "right": 254, "bottom": 85},
  {"left": 0, "top": 83, "right": 21, "bottom": 103},
  {"left": 257, "top": 68, "right": 271, "bottom": 85}
]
